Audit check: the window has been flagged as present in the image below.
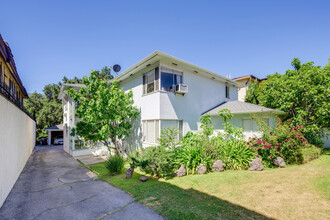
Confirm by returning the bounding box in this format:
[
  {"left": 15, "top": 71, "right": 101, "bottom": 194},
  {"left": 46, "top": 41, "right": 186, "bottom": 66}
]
[
  {"left": 143, "top": 68, "right": 159, "bottom": 95},
  {"left": 161, "top": 120, "right": 183, "bottom": 141},
  {"left": 143, "top": 119, "right": 183, "bottom": 143},
  {"left": 242, "top": 119, "right": 252, "bottom": 132},
  {"left": 161, "top": 67, "right": 183, "bottom": 92},
  {"left": 9, "top": 79, "right": 13, "bottom": 94},
  {"left": 226, "top": 85, "right": 230, "bottom": 98},
  {"left": 0, "top": 63, "right": 2, "bottom": 83},
  {"left": 263, "top": 118, "right": 270, "bottom": 126},
  {"left": 143, "top": 120, "right": 160, "bottom": 143}
]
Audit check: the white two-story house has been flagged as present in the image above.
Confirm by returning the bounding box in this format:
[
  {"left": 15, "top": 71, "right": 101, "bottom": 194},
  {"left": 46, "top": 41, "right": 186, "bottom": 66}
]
[{"left": 59, "top": 51, "right": 285, "bottom": 156}]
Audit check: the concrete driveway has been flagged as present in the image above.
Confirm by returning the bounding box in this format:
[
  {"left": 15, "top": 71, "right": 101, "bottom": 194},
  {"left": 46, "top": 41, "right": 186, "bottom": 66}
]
[{"left": 0, "top": 145, "right": 163, "bottom": 220}]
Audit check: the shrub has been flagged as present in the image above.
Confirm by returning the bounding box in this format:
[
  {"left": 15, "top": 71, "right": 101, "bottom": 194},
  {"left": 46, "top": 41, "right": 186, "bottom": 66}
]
[
  {"left": 217, "top": 139, "right": 255, "bottom": 170},
  {"left": 249, "top": 123, "right": 312, "bottom": 166},
  {"left": 158, "top": 127, "right": 180, "bottom": 149},
  {"left": 105, "top": 154, "right": 125, "bottom": 175},
  {"left": 139, "top": 145, "right": 175, "bottom": 177},
  {"left": 175, "top": 134, "right": 212, "bottom": 174},
  {"left": 301, "top": 145, "right": 322, "bottom": 163}
]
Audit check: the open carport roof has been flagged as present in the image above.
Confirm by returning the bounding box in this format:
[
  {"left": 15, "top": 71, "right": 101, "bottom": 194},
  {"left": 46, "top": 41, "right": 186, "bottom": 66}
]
[{"left": 45, "top": 124, "right": 64, "bottom": 131}]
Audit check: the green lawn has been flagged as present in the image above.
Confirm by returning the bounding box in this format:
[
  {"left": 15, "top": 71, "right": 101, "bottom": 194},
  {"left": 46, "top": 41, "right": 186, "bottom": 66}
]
[{"left": 88, "top": 152, "right": 330, "bottom": 220}]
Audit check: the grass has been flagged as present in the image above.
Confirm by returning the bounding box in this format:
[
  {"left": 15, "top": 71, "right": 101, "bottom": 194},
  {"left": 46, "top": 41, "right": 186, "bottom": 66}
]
[{"left": 88, "top": 152, "right": 330, "bottom": 220}]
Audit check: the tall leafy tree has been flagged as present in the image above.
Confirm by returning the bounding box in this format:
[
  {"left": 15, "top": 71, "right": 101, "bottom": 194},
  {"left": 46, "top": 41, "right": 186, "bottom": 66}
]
[
  {"left": 245, "top": 78, "right": 259, "bottom": 104},
  {"left": 258, "top": 58, "right": 330, "bottom": 145},
  {"left": 25, "top": 76, "right": 82, "bottom": 140},
  {"left": 67, "top": 70, "right": 139, "bottom": 154}
]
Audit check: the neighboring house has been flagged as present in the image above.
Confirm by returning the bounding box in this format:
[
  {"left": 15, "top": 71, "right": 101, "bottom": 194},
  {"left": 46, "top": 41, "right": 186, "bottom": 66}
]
[
  {"left": 0, "top": 34, "right": 36, "bottom": 207},
  {"left": 234, "top": 74, "right": 330, "bottom": 148},
  {"left": 233, "top": 75, "right": 265, "bottom": 102},
  {"left": 0, "top": 34, "right": 29, "bottom": 104},
  {"left": 59, "top": 51, "right": 285, "bottom": 156}
]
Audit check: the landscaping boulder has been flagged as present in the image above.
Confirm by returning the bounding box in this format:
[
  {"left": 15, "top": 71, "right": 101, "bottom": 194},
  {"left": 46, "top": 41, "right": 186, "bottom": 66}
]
[
  {"left": 125, "top": 168, "right": 134, "bottom": 179},
  {"left": 197, "top": 164, "right": 207, "bottom": 174},
  {"left": 139, "top": 176, "right": 148, "bottom": 182},
  {"left": 249, "top": 158, "right": 264, "bottom": 171},
  {"left": 175, "top": 165, "right": 186, "bottom": 177},
  {"left": 212, "top": 160, "right": 224, "bottom": 172},
  {"left": 273, "top": 157, "right": 286, "bottom": 168}
]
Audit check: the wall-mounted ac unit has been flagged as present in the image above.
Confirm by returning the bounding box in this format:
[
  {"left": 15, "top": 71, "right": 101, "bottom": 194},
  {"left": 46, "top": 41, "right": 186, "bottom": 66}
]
[{"left": 175, "top": 84, "right": 188, "bottom": 94}]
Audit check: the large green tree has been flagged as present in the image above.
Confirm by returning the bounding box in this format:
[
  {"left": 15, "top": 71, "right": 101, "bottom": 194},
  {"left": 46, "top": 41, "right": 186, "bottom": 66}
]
[
  {"left": 67, "top": 70, "right": 139, "bottom": 154},
  {"left": 25, "top": 76, "right": 83, "bottom": 140},
  {"left": 257, "top": 58, "right": 330, "bottom": 145},
  {"left": 245, "top": 78, "right": 259, "bottom": 104}
]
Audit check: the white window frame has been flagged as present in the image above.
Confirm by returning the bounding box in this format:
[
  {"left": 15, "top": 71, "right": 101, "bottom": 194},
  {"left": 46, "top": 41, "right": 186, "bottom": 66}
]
[
  {"left": 160, "top": 119, "right": 183, "bottom": 141},
  {"left": 160, "top": 66, "right": 184, "bottom": 93},
  {"left": 142, "top": 120, "right": 160, "bottom": 144}
]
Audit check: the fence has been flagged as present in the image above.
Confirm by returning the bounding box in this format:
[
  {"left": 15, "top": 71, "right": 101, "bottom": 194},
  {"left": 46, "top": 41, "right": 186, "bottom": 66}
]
[{"left": 0, "top": 82, "right": 35, "bottom": 120}]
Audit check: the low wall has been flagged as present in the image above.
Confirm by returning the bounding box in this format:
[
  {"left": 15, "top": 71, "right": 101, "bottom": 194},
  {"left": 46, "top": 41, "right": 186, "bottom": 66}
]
[{"left": 0, "top": 95, "right": 36, "bottom": 207}]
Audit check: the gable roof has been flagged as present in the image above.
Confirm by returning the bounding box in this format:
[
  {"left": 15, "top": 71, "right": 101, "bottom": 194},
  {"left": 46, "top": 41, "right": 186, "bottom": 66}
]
[
  {"left": 232, "top": 74, "right": 267, "bottom": 82},
  {"left": 114, "top": 51, "right": 244, "bottom": 88},
  {"left": 58, "top": 83, "right": 85, "bottom": 99},
  {"left": 202, "top": 101, "right": 286, "bottom": 116}
]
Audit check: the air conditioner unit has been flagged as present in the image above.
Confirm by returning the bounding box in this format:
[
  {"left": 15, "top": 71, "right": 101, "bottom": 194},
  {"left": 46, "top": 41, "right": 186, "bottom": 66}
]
[{"left": 175, "top": 84, "right": 188, "bottom": 94}]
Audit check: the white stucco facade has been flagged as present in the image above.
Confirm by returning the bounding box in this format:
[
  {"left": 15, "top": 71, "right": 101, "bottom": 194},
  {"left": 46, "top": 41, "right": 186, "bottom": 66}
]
[
  {"left": 0, "top": 95, "right": 36, "bottom": 207},
  {"left": 210, "top": 113, "right": 278, "bottom": 139},
  {"left": 118, "top": 52, "right": 242, "bottom": 150},
  {"left": 59, "top": 51, "right": 287, "bottom": 153}
]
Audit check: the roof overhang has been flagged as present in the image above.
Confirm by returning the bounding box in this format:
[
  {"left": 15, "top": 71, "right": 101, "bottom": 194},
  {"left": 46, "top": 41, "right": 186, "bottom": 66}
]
[
  {"left": 58, "top": 83, "right": 85, "bottom": 99},
  {"left": 45, "top": 124, "right": 64, "bottom": 131},
  {"left": 113, "top": 51, "right": 245, "bottom": 88}
]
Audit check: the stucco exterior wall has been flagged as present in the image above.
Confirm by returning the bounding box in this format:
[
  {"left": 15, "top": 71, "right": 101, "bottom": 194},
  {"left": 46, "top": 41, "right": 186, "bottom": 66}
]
[
  {"left": 119, "top": 63, "right": 239, "bottom": 150},
  {"left": 62, "top": 95, "right": 73, "bottom": 154},
  {"left": 0, "top": 95, "right": 36, "bottom": 207},
  {"left": 210, "top": 113, "right": 277, "bottom": 139},
  {"left": 238, "top": 86, "right": 248, "bottom": 102},
  {"left": 159, "top": 62, "right": 238, "bottom": 135},
  {"left": 321, "top": 130, "right": 330, "bottom": 148}
]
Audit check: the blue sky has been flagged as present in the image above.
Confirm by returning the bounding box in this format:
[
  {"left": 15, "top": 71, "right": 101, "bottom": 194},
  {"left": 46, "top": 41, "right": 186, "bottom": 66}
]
[{"left": 1, "top": 0, "right": 329, "bottom": 93}]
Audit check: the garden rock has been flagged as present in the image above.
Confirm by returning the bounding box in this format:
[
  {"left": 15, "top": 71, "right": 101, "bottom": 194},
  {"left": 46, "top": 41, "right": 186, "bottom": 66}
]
[
  {"left": 197, "top": 164, "right": 207, "bottom": 174},
  {"left": 175, "top": 165, "right": 186, "bottom": 177},
  {"left": 139, "top": 176, "right": 148, "bottom": 182},
  {"left": 212, "top": 160, "right": 224, "bottom": 172},
  {"left": 249, "top": 158, "right": 264, "bottom": 171},
  {"left": 273, "top": 157, "right": 286, "bottom": 168},
  {"left": 125, "top": 168, "right": 134, "bottom": 179}
]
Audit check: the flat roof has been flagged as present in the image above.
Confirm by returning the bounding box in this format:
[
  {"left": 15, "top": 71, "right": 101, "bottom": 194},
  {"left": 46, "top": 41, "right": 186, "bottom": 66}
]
[{"left": 45, "top": 124, "right": 63, "bottom": 131}]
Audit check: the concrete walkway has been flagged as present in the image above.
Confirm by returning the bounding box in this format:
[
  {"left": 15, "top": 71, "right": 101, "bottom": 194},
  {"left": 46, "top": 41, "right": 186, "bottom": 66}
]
[{"left": 0, "top": 145, "right": 163, "bottom": 220}]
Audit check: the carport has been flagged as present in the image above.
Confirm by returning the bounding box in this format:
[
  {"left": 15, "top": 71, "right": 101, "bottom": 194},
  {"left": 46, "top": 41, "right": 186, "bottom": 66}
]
[{"left": 45, "top": 124, "right": 63, "bottom": 145}]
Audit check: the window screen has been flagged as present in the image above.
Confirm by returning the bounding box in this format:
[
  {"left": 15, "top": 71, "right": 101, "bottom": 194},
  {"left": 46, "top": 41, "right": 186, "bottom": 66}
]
[
  {"left": 160, "top": 120, "right": 183, "bottom": 141},
  {"left": 143, "top": 68, "right": 159, "bottom": 95},
  {"left": 143, "top": 120, "right": 160, "bottom": 143},
  {"left": 263, "top": 118, "right": 270, "bottom": 126},
  {"left": 242, "top": 119, "right": 252, "bottom": 132}
]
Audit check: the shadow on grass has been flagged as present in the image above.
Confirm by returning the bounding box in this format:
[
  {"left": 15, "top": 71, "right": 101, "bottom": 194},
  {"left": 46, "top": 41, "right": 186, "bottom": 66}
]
[{"left": 89, "top": 163, "right": 273, "bottom": 220}]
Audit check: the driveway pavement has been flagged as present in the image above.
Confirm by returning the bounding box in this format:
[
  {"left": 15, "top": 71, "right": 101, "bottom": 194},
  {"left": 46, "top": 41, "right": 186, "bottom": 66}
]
[{"left": 0, "top": 145, "right": 163, "bottom": 220}]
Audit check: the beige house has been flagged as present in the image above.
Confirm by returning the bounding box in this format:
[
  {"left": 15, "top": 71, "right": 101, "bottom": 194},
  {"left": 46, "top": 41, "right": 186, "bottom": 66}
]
[
  {"left": 0, "top": 34, "right": 36, "bottom": 208},
  {"left": 233, "top": 75, "right": 265, "bottom": 102}
]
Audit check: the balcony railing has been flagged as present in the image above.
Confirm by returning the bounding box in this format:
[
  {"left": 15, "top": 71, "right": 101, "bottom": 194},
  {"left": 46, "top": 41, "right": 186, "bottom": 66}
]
[{"left": 0, "top": 81, "right": 35, "bottom": 121}]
